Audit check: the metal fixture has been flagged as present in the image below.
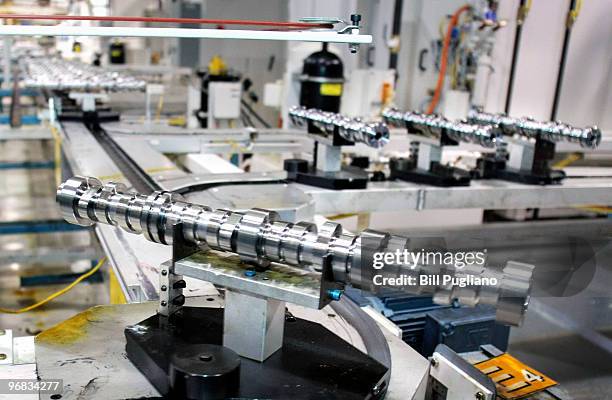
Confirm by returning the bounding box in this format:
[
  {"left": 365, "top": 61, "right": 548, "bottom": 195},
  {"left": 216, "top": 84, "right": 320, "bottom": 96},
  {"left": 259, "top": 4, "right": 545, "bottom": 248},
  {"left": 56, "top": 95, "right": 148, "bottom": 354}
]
[
  {"left": 286, "top": 106, "right": 389, "bottom": 190},
  {"left": 290, "top": 106, "right": 390, "bottom": 149},
  {"left": 382, "top": 108, "right": 483, "bottom": 186},
  {"left": 56, "top": 176, "right": 533, "bottom": 326},
  {"left": 467, "top": 109, "right": 601, "bottom": 148},
  {"left": 467, "top": 109, "right": 601, "bottom": 183}
]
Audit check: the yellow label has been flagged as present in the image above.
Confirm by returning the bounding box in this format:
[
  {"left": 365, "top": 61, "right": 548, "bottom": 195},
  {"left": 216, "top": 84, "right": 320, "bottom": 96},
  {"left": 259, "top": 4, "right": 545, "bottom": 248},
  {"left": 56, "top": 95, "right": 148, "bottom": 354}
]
[
  {"left": 474, "top": 353, "right": 557, "bottom": 399},
  {"left": 320, "top": 83, "right": 343, "bottom": 96}
]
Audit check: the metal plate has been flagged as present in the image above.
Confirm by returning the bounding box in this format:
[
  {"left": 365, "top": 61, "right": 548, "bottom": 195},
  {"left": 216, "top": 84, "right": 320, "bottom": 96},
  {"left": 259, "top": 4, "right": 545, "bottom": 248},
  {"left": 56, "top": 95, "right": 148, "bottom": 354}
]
[
  {"left": 184, "top": 183, "right": 315, "bottom": 221},
  {"left": 35, "top": 301, "right": 428, "bottom": 400},
  {"left": 175, "top": 251, "right": 323, "bottom": 309}
]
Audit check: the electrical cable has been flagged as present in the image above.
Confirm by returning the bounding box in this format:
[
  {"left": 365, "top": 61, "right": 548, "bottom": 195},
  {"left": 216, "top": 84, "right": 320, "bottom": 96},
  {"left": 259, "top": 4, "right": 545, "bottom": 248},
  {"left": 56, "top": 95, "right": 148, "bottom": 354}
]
[
  {"left": 550, "top": 0, "right": 581, "bottom": 120},
  {"left": 241, "top": 108, "right": 256, "bottom": 128},
  {"left": 241, "top": 99, "right": 271, "bottom": 128},
  {"left": 0, "top": 257, "right": 107, "bottom": 314},
  {"left": 426, "top": 5, "right": 471, "bottom": 114},
  {"left": 0, "top": 14, "right": 334, "bottom": 30}
]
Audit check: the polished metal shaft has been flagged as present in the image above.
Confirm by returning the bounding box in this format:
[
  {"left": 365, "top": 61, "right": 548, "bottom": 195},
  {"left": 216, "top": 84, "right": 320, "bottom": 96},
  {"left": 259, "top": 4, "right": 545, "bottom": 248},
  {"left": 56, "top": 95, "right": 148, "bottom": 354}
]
[
  {"left": 57, "top": 176, "right": 532, "bottom": 325},
  {"left": 382, "top": 108, "right": 502, "bottom": 148},
  {"left": 289, "top": 106, "right": 390, "bottom": 148},
  {"left": 22, "top": 57, "right": 146, "bottom": 92},
  {"left": 468, "top": 109, "right": 601, "bottom": 148}
]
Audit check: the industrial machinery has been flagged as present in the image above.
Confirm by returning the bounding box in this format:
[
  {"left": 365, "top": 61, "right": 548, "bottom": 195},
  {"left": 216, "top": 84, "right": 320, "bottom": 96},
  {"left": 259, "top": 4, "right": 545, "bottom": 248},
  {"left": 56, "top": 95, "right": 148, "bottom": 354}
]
[
  {"left": 468, "top": 109, "right": 602, "bottom": 184},
  {"left": 383, "top": 108, "right": 502, "bottom": 186},
  {"left": 0, "top": 5, "right": 610, "bottom": 400},
  {"left": 21, "top": 56, "right": 146, "bottom": 122},
  {"left": 195, "top": 55, "right": 242, "bottom": 129},
  {"left": 299, "top": 42, "right": 345, "bottom": 113},
  {"left": 286, "top": 106, "right": 390, "bottom": 189},
  {"left": 54, "top": 175, "right": 533, "bottom": 398}
]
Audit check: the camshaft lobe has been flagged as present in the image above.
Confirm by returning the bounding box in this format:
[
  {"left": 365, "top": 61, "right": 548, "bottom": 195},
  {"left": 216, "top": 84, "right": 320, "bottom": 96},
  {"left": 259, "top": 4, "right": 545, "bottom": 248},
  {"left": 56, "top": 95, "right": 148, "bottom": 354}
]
[
  {"left": 382, "top": 108, "right": 502, "bottom": 148},
  {"left": 468, "top": 109, "right": 602, "bottom": 149},
  {"left": 288, "top": 106, "right": 390, "bottom": 149}
]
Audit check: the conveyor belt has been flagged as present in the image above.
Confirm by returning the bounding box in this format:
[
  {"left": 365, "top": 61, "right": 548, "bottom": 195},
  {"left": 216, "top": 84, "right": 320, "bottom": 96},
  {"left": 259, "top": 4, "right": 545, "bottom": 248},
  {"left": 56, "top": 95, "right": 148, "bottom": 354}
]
[{"left": 85, "top": 118, "right": 161, "bottom": 194}]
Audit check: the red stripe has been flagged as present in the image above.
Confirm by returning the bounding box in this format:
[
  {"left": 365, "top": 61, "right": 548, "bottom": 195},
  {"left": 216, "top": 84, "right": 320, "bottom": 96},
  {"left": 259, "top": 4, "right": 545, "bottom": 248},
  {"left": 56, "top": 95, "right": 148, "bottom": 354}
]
[{"left": 0, "top": 14, "right": 334, "bottom": 29}]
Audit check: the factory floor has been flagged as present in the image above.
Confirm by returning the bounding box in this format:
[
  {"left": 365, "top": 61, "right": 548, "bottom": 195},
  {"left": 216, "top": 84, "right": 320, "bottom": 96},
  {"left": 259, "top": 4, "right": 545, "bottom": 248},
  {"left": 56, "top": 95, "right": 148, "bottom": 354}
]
[
  {"left": 1, "top": 137, "right": 611, "bottom": 400},
  {"left": 0, "top": 139, "right": 108, "bottom": 336}
]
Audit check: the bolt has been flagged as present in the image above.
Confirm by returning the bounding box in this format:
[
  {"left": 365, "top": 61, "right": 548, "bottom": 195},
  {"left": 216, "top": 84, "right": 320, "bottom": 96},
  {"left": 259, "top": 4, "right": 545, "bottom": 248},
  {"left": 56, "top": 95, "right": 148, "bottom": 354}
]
[
  {"left": 199, "top": 354, "right": 213, "bottom": 362},
  {"left": 161, "top": 270, "right": 168, "bottom": 276},
  {"left": 0, "top": 354, "right": 6, "bottom": 361},
  {"left": 350, "top": 14, "right": 362, "bottom": 27},
  {"left": 161, "top": 285, "right": 167, "bottom": 291},
  {"left": 327, "top": 289, "right": 343, "bottom": 301},
  {"left": 475, "top": 392, "right": 486, "bottom": 400},
  {"left": 244, "top": 269, "right": 256, "bottom": 277},
  {"left": 160, "top": 300, "right": 167, "bottom": 307},
  {"left": 430, "top": 356, "right": 438, "bottom": 367}
]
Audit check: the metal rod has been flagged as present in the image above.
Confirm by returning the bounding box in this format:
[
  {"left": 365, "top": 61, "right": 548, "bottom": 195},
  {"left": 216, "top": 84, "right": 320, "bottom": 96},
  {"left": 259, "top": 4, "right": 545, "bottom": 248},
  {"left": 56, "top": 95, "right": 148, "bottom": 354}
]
[
  {"left": 468, "top": 109, "right": 601, "bottom": 148},
  {"left": 289, "top": 106, "right": 390, "bottom": 148},
  {"left": 0, "top": 14, "right": 334, "bottom": 29},
  {"left": 0, "top": 25, "right": 373, "bottom": 44},
  {"left": 382, "top": 108, "right": 503, "bottom": 148}
]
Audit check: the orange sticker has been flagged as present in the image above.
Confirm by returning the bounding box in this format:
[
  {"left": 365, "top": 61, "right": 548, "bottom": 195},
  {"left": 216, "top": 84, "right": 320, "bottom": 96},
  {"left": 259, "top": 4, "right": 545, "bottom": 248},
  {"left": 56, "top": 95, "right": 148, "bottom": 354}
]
[{"left": 474, "top": 353, "right": 557, "bottom": 399}]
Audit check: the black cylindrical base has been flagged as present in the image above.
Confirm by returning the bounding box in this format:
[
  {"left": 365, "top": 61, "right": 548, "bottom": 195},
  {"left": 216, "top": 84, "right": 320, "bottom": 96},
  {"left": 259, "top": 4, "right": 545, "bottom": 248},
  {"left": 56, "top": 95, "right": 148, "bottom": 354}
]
[{"left": 169, "top": 344, "right": 241, "bottom": 400}]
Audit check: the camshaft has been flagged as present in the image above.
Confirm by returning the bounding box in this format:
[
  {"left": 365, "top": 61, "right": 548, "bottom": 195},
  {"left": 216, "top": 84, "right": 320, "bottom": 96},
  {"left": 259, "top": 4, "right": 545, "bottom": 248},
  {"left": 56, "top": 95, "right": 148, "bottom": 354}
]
[
  {"left": 56, "top": 176, "right": 532, "bottom": 325},
  {"left": 22, "top": 56, "right": 146, "bottom": 92},
  {"left": 468, "top": 109, "right": 601, "bottom": 148},
  {"left": 382, "top": 108, "right": 502, "bottom": 148},
  {"left": 289, "top": 106, "right": 390, "bottom": 149}
]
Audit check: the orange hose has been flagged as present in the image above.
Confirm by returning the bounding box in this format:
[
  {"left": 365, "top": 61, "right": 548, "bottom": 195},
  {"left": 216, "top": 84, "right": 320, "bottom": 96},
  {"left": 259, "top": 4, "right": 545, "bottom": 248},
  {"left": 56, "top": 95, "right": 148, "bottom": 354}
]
[{"left": 426, "top": 5, "right": 471, "bottom": 114}]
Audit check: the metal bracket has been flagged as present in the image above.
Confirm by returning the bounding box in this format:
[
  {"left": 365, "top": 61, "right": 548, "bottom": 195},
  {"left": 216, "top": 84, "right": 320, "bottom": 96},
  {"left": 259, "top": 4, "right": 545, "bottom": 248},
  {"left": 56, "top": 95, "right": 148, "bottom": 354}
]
[
  {"left": 427, "top": 344, "right": 496, "bottom": 400},
  {"left": 157, "top": 223, "right": 196, "bottom": 318}
]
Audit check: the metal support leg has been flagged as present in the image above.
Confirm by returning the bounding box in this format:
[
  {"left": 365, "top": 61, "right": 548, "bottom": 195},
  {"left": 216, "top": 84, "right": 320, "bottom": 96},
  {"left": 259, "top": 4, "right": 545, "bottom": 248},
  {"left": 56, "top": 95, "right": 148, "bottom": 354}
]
[
  {"left": 223, "top": 289, "right": 285, "bottom": 362},
  {"left": 157, "top": 261, "right": 185, "bottom": 317},
  {"left": 315, "top": 143, "right": 342, "bottom": 172},
  {"left": 507, "top": 140, "right": 535, "bottom": 172},
  {"left": 417, "top": 142, "right": 442, "bottom": 171}
]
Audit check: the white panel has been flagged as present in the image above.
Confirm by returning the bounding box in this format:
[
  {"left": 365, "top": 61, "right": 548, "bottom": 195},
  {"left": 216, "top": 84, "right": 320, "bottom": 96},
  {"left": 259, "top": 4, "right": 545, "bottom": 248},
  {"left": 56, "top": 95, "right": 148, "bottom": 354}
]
[
  {"left": 509, "top": 0, "right": 569, "bottom": 120},
  {"left": 184, "top": 154, "right": 244, "bottom": 174},
  {"left": 209, "top": 82, "right": 242, "bottom": 120},
  {"left": 556, "top": 1, "right": 612, "bottom": 129}
]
